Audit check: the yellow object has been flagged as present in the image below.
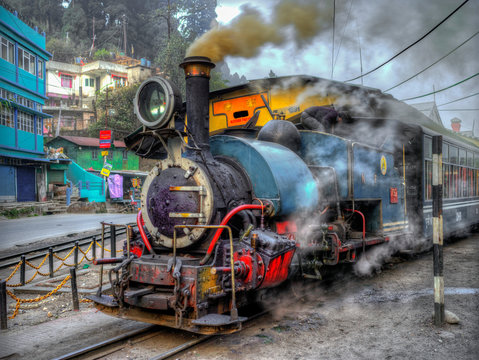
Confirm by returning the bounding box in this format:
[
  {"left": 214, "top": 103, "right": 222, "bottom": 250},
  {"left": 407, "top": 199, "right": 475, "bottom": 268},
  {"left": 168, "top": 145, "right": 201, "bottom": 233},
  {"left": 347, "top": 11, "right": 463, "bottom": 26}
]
[
  {"left": 101, "top": 168, "right": 111, "bottom": 177},
  {"left": 208, "top": 77, "right": 336, "bottom": 135},
  {"left": 380, "top": 156, "right": 387, "bottom": 175}
]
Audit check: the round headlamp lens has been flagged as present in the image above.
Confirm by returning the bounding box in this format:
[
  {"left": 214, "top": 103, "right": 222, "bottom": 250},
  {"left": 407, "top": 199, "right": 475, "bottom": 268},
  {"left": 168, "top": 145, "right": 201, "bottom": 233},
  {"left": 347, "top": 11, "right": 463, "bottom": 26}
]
[{"left": 139, "top": 82, "right": 166, "bottom": 123}]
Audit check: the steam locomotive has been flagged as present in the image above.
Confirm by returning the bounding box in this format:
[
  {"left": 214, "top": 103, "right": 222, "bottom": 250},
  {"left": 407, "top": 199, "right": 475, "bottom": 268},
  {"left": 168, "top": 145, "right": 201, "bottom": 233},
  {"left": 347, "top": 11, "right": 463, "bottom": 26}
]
[{"left": 90, "top": 56, "right": 479, "bottom": 334}]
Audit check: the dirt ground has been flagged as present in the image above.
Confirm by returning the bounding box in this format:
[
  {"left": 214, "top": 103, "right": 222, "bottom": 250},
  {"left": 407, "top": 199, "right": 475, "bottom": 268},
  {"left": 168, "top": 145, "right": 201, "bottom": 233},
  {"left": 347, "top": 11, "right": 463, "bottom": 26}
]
[{"left": 1, "top": 232, "right": 478, "bottom": 359}]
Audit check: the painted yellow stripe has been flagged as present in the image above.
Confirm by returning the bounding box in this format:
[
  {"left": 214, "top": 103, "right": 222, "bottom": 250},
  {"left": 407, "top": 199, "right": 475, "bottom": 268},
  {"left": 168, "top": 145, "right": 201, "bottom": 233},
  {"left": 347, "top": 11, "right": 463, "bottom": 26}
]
[
  {"left": 384, "top": 226, "right": 406, "bottom": 232},
  {"left": 384, "top": 221, "right": 408, "bottom": 226}
]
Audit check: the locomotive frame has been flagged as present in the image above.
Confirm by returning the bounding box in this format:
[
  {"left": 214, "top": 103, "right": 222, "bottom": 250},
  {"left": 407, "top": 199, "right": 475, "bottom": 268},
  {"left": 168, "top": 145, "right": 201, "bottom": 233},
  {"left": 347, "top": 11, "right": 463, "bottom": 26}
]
[{"left": 89, "top": 56, "right": 479, "bottom": 334}]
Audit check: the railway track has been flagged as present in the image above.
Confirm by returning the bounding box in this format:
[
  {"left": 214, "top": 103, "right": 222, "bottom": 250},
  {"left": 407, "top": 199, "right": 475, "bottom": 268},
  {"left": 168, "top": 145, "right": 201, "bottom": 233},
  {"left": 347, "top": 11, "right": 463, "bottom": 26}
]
[
  {"left": 0, "top": 224, "right": 134, "bottom": 271},
  {"left": 53, "top": 308, "right": 271, "bottom": 360}
]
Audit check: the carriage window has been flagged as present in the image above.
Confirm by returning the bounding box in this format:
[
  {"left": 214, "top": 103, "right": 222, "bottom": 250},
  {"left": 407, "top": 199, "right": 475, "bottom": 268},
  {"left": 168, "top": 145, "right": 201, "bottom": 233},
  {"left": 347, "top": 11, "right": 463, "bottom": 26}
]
[
  {"left": 443, "top": 164, "right": 449, "bottom": 198},
  {"left": 423, "top": 137, "right": 432, "bottom": 159},
  {"left": 451, "top": 166, "right": 458, "bottom": 198},
  {"left": 467, "top": 151, "right": 473, "bottom": 167},
  {"left": 442, "top": 143, "right": 449, "bottom": 162},
  {"left": 468, "top": 168, "right": 474, "bottom": 197},
  {"left": 449, "top": 146, "right": 458, "bottom": 164},
  {"left": 459, "top": 149, "right": 466, "bottom": 166},
  {"left": 475, "top": 153, "right": 479, "bottom": 168}
]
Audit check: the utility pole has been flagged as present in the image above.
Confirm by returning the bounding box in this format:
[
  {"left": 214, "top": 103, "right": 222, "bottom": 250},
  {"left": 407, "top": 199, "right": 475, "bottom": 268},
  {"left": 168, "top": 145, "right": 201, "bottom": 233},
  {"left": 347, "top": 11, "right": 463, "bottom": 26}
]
[
  {"left": 122, "top": 14, "right": 127, "bottom": 56},
  {"left": 90, "top": 17, "right": 96, "bottom": 57},
  {"left": 432, "top": 135, "right": 444, "bottom": 326},
  {"left": 331, "top": 0, "right": 335, "bottom": 79},
  {"left": 105, "top": 87, "right": 109, "bottom": 128},
  {"left": 56, "top": 102, "right": 62, "bottom": 137}
]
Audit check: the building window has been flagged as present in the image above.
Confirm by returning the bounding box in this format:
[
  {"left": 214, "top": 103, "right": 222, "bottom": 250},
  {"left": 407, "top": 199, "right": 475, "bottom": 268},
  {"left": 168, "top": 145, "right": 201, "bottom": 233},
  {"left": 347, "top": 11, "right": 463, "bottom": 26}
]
[
  {"left": 61, "top": 74, "right": 73, "bottom": 88},
  {"left": 112, "top": 75, "right": 127, "bottom": 87},
  {"left": 123, "top": 149, "right": 128, "bottom": 161},
  {"left": 1, "top": 36, "right": 15, "bottom": 64},
  {"left": 0, "top": 105, "right": 14, "bottom": 128},
  {"left": 84, "top": 78, "right": 94, "bottom": 87},
  {"left": 36, "top": 117, "right": 42, "bottom": 135},
  {"left": 17, "top": 111, "right": 34, "bottom": 133},
  {"left": 17, "top": 95, "right": 34, "bottom": 109},
  {"left": 92, "top": 148, "right": 98, "bottom": 160},
  {"left": 18, "top": 47, "right": 36, "bottom": 75},
  {"left": 37, "top": 59, "right": 44, "bottom": 79}
]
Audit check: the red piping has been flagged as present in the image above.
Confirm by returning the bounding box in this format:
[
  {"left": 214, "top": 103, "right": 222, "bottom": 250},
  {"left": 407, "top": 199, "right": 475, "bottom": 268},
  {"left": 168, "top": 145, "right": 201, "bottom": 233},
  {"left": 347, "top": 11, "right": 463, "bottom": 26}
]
[
  {"left": 345, "top": 209, "right": 366, "bottom": 240},
  {"left": 137, "top": 210, "right": 154, "bottom": 253},
  {"left": 200, "top": 204, "right": 264, "bottom": 265}
]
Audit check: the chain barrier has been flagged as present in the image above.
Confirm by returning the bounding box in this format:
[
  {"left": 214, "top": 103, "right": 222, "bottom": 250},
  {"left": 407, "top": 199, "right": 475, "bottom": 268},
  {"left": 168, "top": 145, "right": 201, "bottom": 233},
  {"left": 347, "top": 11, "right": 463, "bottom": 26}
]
[
  {"left": 1, "top": 231, "right": 125, "bottom": 322},
  {"left": 6, "top": 274, "right": 72, "bottom": 319},
  {"left": 3, "top": 241, "right": 95, "bottom": 287},
  {"left": 78, "top": 242, "right": 94, "bottom": 262},
  {"left": 3, "top": 260, "right": 22, "bottom": 282},
  {"left": 52, "top": 246, "right": 76, "bottom": 262},
  {"left": 95, "top": 240, "right": 123, "bottom": 254}
]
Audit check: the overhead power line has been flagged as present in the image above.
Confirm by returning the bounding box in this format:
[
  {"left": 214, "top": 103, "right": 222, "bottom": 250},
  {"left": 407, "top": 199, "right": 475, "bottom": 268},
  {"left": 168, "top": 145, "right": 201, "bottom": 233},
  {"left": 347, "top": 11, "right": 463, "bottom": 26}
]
[
  {"left": 400, "top": 73, "right": 479, "bottom": 101},
  {"left": 438, "top": 109, "right": 479, "bottom": 111},
  {"left": 385, "top": 31, "right": 479, "bottom": 92},
  {"left": 437, "top": 91, "right": 479, "bottom": 107},
  {"left": 344, "top": 0, "right": 470, "bottom": 82}
]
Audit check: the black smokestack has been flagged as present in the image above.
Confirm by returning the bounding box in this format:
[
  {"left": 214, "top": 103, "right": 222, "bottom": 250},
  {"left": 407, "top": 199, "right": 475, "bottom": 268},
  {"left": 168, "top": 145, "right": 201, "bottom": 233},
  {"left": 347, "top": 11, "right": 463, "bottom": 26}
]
[{"left": 179, "top": 56, "right": 215, "bottom": 151}]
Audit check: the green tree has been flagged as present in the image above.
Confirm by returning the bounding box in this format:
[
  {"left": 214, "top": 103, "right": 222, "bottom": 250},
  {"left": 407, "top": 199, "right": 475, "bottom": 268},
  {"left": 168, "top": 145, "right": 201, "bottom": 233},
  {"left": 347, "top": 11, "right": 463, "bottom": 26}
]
[
  {"left": 178, "top": 0, "right": 217, "bottom": 41},
  {"left": 93, "top": 48, "right": 112, "bottom": 61},
  {"left": 88, "top": 84, "right": 140, "bottom": 139},
  {"left": 46, "top": 37, "right": 81, "bottom": 62},
  {"left": 210, "top": 69, "right": 228, "bottom": 92},
  {"left": 157, "top": 32, "right": 189, "bottom": 96},
  {"left": 62, "top": 4, "right": 88, "bottom": 42}
]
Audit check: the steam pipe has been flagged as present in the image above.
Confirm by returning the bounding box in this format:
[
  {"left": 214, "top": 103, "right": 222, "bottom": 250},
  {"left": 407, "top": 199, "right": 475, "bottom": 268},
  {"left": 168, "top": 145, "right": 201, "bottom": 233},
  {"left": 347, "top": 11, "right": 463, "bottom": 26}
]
[{"left": 200, "top": 204, "right": 264, "bottom": 265}]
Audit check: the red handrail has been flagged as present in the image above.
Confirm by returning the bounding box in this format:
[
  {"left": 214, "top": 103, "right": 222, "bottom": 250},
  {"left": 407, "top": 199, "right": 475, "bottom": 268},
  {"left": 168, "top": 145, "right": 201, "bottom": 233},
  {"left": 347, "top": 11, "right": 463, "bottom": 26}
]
[
  {"left": 345, "top": 209, "right": 365, "bottom": 240},
  {"left": 200, "top": 204, "right": 264, "bottom": 265},
  {"left": 137, "top": 210, "right": 154, "bottom": 254}
]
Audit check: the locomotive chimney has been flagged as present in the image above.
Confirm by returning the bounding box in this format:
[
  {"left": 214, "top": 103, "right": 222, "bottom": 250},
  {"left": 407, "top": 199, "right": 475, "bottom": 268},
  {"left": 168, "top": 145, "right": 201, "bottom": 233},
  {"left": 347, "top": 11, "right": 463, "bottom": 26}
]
[{"left": 180, "top": 56, "right": 215, "bottom": 152}]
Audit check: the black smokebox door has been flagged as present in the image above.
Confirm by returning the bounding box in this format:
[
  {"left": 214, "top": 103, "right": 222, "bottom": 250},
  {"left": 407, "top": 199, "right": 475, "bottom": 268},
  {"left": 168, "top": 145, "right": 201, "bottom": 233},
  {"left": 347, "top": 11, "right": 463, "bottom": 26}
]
[{"left": 146, "top": 167, "right": 199, "bottom": 237}]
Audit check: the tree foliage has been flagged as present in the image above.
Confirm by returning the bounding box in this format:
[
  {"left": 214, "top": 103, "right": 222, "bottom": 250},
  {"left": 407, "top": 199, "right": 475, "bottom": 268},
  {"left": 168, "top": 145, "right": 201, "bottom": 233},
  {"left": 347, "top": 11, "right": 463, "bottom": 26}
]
[
  {"left": 88, "top": 84, "right": 140, "bottom": 139},
  {"left": 93, "top": 48, "right": 112, "bottom": 61}
]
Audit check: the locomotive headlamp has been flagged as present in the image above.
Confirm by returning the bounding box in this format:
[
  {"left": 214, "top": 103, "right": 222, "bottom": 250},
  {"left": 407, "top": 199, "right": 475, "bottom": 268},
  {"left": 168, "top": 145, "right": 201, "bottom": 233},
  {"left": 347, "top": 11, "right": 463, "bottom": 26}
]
[{"left": 134, "top": 76, "right": 182, "bottom": 129}]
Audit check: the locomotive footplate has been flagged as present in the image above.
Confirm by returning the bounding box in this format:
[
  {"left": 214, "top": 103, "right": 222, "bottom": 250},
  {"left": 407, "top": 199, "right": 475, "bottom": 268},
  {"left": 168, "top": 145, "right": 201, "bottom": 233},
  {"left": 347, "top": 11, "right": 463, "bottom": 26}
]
[
  {"left": 87, "top": 293, "right": 119, "bottom": 307},
  {"left": 192, "top": 313, "right": 247, "bottom": 326}
]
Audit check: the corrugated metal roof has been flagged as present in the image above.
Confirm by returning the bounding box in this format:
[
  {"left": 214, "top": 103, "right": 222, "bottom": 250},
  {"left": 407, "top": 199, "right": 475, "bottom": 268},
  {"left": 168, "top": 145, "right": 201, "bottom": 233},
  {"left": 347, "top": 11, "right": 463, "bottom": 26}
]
[{"left": 59, "top": 136, "right": 126, "bottom": 148}]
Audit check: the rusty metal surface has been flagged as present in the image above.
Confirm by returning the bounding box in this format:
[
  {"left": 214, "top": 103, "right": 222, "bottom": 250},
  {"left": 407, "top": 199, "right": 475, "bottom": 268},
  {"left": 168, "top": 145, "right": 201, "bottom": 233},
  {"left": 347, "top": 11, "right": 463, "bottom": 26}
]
[
  {"left": 87, "top": 294, "right": 119, "bottom": 307},
  {"left": 191, "top": 313, "right": 247, "bottom": 326}
]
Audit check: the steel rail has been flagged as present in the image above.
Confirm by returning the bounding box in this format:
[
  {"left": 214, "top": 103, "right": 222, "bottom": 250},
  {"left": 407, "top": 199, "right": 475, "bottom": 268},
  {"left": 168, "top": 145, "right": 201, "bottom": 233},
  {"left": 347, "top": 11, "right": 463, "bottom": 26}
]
[
  {"left": 51, "top": 307, "right": 271, "bottom": 360},
  {"left": 151, "top": 308, "right": 271, "bottom": 360},
  {"left": 51, "top": 324, "right": 156, "bottom": 360}
]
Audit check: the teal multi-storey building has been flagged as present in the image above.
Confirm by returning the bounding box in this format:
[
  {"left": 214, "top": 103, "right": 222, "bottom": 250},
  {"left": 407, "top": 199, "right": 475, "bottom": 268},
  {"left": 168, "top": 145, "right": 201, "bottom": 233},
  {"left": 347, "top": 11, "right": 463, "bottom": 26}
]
[{"left": 0, "top": 3, "right": 69, "bottom": 202}]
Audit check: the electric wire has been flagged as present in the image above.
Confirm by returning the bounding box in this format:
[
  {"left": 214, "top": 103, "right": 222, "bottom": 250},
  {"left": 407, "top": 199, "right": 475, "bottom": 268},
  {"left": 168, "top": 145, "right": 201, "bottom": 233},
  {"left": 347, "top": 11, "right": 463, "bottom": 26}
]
[
  {"left": 438, "top": 109, "right": 479, "bottom": 111},
  {"left": 384, "top": 31, "right": 479, "bottom": 92},
  {"left": 400, "top": 73, "right": 479, "bottom": 101},
  {"left": 333, "top": 0, "right": 354, "bottom": 72},
  {"left": 437, "top": 91, "right": 479, "bottom": 107},
  {"left": 344, "top": 0, "right": 470, "bottom": 82}
]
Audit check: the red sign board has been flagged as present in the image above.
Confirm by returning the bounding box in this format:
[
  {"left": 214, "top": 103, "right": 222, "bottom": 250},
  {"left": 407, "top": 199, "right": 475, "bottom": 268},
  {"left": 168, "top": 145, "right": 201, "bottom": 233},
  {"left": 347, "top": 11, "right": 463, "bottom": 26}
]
[{"left": 99, "top": 130, "right": 112, "bottom": 149}]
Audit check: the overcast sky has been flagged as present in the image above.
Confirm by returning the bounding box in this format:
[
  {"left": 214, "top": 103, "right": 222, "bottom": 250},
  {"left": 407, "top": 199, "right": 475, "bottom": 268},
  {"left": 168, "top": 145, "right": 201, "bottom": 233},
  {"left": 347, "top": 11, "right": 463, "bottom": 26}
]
[{"left": 214, "top": 0, "right": 479, "bottom": 131}]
